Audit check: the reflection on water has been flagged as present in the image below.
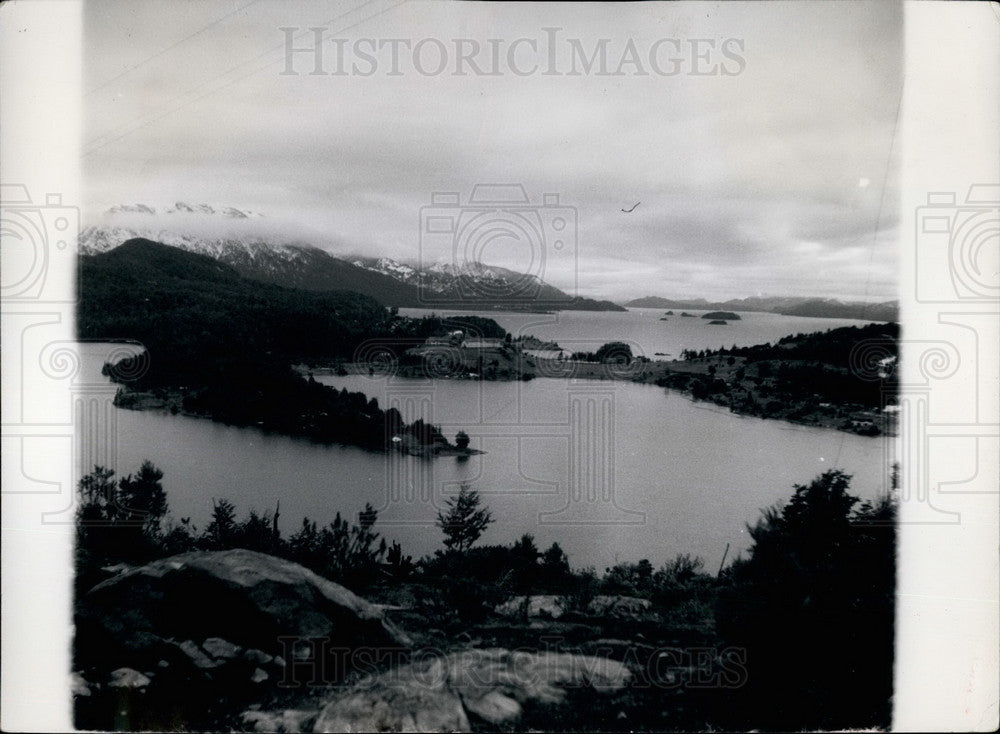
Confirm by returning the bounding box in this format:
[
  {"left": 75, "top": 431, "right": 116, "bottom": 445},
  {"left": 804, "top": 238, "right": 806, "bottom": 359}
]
[{"left": 76, "top": 315, "right": 889, "bottom": 571}]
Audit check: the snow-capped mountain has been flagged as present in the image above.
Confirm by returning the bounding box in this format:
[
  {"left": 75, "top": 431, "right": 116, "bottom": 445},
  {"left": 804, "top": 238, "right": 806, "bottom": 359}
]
[
  {"left": 79, "top": 213, "right": 421, "bottom": 306},
  {"left": 79, "top": 226, "right": 305, "bottom": 261},
  {"left": 80, "top": 205, "right": 624, "bottom": 311},
  {"left": 352, "top": 256, "right": 544, "bottom": 295},
  {"left": 105, "top": 202, "right": 264, "bottom": 218},
  {"left": 351, "top": 256, "right": 625, "bottom": 311}
]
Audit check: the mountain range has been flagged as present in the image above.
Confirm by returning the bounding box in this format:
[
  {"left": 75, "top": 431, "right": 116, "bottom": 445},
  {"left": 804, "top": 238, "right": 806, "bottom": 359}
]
[
  {"left": 79, "top": 206, "right": 623, "bottom": 311},
  {"left": 80, "top": 204, "right": 895, "bottom": 320},
  {"left": 624, "top": 295, "right": 899, "bottom": 322}
]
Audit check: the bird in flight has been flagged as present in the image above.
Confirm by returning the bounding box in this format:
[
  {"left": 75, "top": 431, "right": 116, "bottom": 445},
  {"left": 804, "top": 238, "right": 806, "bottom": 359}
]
[{"left": 621, "top": 201, "right": 640, "bottom": 213}]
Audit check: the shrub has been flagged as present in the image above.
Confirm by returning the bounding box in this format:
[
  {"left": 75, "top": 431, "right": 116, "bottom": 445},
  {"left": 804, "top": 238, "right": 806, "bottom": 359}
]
[{"left": 714, "top": 470, "right": 896, "bottom": 729}]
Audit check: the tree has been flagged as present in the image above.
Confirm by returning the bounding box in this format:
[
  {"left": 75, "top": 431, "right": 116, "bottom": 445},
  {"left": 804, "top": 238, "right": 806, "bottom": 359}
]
[
  {"left": 76, "top": 462, "right": 169, "bottom": 590},
  {"left": 204, "top": 498, "right": 238, "bottom": 549},
  {"left": 715, "top": 470, "right": 897, "bottom": 729},
  {"left": 436, "top": 484, "right": 493, "bottom": 552},
  {"left": 595, "top": 341, "right": 633, "bottom": 364},
  {"left": 510, "top": 533, "right": 540, "bottom": 592},
  {"left": 117, "top": 460, "right": 167, "bottom": 535}
]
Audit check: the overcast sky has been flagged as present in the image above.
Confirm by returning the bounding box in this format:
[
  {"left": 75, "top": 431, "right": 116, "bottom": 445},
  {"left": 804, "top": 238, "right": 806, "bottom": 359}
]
[{"left": 84, "top": 0, "right": 902, "bottom": 302}]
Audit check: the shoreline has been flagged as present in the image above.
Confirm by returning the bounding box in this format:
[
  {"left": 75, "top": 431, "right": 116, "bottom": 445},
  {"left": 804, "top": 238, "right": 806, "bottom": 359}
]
[
  {"left": 110, "top": 387, "right": 485, "bottom": 457},
  {"left": 300, "top": 357, "right": 897, "bottom": 439}
]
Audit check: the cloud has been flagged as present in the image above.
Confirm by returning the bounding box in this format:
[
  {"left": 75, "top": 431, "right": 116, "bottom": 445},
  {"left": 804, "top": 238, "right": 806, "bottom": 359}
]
[{"left": 83, "top": 0, "right": 902, "bottom": 302}]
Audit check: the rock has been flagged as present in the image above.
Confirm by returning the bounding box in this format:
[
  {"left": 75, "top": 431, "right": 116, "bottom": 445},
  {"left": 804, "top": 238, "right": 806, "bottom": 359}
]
[
  {"left": 77, "top": 549, "right": 410, "bottom": 673},
  {"left": 496, "top": 595, "right": 652, "bottom": 621},
  {"left": 242, "top": 708, "right": 317, "bottom": 733},
  {"left": 177, "top": 639, "right": 220, "bottom": 670},
  {"left": 495, "top": 595, "right": 567, "bottom": 620},
  {"left": 251, "top": 668, "right": 269, "bottom": 684},
  {"left": 203, "top": 636, "right": 242, "bottom": 660},
  {"left": 312, "top": 648, "right": 631, "bottom": 733},
  {"left": 71, "top": 672, "right": 94, "bottom": 697},
  {"left": 243, "top": 648, "right": 274, "bottom": 666},
  {"left": 74, "top": 550, "right": 411, "bottom": 729},
  {"left": 108, "top": 668, "right": 151, "bottom": 689},
  {"left": 462, "top": 688, "right": 522, "bottom": 725},
  {"left": 587, "top": 595, "right": 653, "bottom": 618}
]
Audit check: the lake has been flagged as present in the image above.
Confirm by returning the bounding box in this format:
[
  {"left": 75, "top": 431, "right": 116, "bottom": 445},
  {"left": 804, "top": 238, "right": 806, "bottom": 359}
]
[
  {"left": 399, "top": 306, "right": 880, "bottom": 359},
  {"left": 77, "top": 309, "right": 890, "bottom": 572}
]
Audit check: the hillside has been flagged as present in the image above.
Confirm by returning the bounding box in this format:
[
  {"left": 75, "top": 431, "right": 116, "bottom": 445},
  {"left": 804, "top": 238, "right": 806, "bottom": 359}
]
[
  {"left": 78, "top": 238, "right": 505, "bottom": 451},
  {"left": 352, "top": 256, "right": 626, "bottom": 312},
  {"left": 78, "top": 238, "right": 390, "bottom": 382},
  {"left": 658, "top": 322, "right": 900, "bottom": 433},
  {"left": 81, "top": 221, "right": 624, "bottom": 311},
  {"left": 80, "top": 226, "right": 422, "bottom": 307},
  {"left": 625, "top": 295, "right": 898, "bottom": 322}
]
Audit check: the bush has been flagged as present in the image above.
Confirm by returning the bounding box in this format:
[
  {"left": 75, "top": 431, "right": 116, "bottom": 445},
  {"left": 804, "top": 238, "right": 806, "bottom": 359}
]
[
  {"left": 714, "top": 470, "right": 896, "bottom": 729},
  {"left": 76, "top": 463, "right": 170, "bottom": 592}
]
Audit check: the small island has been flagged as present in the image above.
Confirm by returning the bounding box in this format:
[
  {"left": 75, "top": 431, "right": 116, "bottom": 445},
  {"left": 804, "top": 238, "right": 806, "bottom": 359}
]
[
  {"left": 701, "top": 311, "right": 741, "bottom": 320},
  {"left": 680, "top": 312, "right": 695, "bottom": 317},
  {"left": 707, "top": 319, "right": 728, "bottom": 325}
]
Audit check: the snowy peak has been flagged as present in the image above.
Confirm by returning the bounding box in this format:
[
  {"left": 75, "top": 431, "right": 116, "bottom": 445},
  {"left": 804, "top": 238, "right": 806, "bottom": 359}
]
[
  {"left": 107, "top": 204, "right": 157, "bottom": 215},
  {"left": 351, "top": 256, "right": 544, "bottom": 295},
  {"left": 78, "top": 226, "right": 307, "bottom": 262},
  {"left": 165, "top": 202, "right": 263, "bottom": 218},
  {"left": 103, "top": 202, "right": 264, "bottom": 218}
]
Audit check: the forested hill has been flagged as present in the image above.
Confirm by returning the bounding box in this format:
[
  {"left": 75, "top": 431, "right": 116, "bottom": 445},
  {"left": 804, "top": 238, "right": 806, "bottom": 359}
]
[
  {"left": 78, "top": 238, "right": 497, "bottom": 451},
  {"left": 78, "top": 238, "right": 391, "bottom": 386}
]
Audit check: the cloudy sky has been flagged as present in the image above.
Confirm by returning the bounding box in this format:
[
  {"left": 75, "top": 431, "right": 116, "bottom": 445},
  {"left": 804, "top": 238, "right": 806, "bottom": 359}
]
[{"left": 84, "top": 0, "right": 902, "bottom": 302}]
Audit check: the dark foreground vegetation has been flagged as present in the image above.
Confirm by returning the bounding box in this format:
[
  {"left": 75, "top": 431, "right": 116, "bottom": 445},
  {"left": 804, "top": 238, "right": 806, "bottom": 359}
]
[{"left": 76, "top": 462, "right": 896, "bottom": 731}]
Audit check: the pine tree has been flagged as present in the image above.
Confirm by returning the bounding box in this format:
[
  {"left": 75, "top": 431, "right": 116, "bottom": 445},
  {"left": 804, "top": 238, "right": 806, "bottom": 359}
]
[{"left": 436, "top": 484, "right": 493, "bottom": 552}]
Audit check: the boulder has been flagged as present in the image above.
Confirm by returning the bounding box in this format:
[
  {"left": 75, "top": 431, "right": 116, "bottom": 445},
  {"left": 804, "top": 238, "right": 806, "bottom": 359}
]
[
  {"left": 495, "top": 594, "right": 652, "bottom": 621},
  {"left": 202, "top": 636, "right": 242, "bottom": 661},
  {"left": 587, "top": 595, "right": 653, "bottom": 618},
  {"left": 108, "top": 668, "right": 150, "bottom": 689},
  {"left": 74, "top": 549, "right": 411, "bottom": 729},
  {"left": 76, "top": 549, "right": 410, "bottom": 674},
  {"left": 241, "top": 708, "right": 319, "bottom": 733},
  {"left": 495, "top": 594, "right": 567, "bottom": 620},
  {"left": 311, "top": 648, "right": 631, "bottom": 732}
]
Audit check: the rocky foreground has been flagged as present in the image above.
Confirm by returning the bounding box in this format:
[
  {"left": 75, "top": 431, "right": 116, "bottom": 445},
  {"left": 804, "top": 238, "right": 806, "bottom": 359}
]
[{"left": 73, "top": 550, "right": 680, "bottom": 732}]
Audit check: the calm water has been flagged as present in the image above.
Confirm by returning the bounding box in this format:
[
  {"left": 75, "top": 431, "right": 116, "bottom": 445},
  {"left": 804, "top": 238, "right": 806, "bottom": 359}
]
[
  {"left": 77, "top": 309, "right": 890, "bottom": 572},
  {"left": 399, "top": 307, "right": 879, "bottom": 359}
]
